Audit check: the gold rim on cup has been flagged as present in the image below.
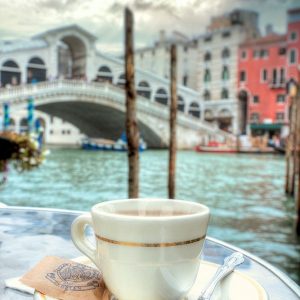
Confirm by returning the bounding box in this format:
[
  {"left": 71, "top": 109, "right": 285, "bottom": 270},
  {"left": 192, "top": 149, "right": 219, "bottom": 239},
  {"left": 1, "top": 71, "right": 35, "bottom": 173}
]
[{"left": 96, "top": 234, "right": 206, "bottom": 247}]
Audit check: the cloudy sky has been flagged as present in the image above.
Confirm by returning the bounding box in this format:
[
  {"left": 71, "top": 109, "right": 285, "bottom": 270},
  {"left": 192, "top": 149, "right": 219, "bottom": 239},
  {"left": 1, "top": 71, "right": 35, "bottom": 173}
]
[{"left": 0, "top": 0, "right": 299, "bottom": 54}]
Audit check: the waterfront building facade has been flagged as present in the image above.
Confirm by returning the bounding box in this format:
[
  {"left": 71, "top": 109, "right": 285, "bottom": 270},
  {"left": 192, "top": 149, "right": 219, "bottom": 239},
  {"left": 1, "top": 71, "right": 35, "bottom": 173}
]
[
  {"left": 238, "top": 8, "right": 300, "bottom": 138},
  {"left": 238, "top": 33, "right": 287, "bottom": 137},
  {"left": 135, "top": 10, "right": 260, "bottom": 134},
  {"left": 287, "top": 9, "right": 300, "bottom": 84},
  {"left": 197, "top": 10, "right": 259, "bottom": 134}
]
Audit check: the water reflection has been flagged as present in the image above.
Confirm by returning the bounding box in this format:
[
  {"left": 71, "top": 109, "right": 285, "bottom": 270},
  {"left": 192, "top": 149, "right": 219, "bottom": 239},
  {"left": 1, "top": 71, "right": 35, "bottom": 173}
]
[{"left": 1, "top": 149, "right": 299, "bottom": 283}]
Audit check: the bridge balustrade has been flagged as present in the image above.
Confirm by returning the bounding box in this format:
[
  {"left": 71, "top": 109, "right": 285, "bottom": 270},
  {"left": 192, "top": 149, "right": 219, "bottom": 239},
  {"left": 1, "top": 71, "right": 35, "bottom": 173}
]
[{"left": 0, "top": 80, "right": 234, "bottom": 141}]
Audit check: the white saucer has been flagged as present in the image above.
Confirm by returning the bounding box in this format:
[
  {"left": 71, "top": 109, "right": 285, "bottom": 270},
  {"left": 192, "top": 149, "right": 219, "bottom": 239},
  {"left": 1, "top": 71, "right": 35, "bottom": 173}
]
[{"left": 34, "top": 256, "right": 268, "bottom": 300}]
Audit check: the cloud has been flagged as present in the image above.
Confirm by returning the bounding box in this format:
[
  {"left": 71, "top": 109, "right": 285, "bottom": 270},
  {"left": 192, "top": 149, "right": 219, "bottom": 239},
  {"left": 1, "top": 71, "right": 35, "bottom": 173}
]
[
  {"left": 108, "top": 0, "right": 180, "bottom": 18},
  {"left": 39, "top": 0, "right": 82, "bottom": 11},
  {"left": 0, "top": 0, "right": 298, "bottom": 52}
]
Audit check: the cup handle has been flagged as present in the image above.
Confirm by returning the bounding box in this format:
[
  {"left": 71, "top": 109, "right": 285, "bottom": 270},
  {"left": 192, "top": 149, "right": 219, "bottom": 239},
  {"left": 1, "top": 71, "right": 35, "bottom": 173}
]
[{"left": 71, "top": 214, "right": 97, "bottom": 264}]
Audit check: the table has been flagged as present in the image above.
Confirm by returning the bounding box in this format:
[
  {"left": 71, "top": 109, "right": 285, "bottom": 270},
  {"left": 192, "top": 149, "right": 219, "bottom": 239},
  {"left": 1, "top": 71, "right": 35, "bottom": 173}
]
[{"left": 0, "top": 206, "right": 299, "bottom": 300}]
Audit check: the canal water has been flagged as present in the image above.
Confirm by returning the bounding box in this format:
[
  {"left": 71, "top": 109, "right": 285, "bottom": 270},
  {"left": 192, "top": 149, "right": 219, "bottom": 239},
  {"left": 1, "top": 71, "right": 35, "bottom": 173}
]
[{"left": 1, "top": 149, "right": 299, "bottom": 284}]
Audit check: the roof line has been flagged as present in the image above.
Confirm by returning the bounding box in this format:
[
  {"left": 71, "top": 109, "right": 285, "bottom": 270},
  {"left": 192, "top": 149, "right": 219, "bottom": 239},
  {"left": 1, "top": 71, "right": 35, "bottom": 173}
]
[{"left": 33, "top": 24, "right": 97, "bottom": 41}]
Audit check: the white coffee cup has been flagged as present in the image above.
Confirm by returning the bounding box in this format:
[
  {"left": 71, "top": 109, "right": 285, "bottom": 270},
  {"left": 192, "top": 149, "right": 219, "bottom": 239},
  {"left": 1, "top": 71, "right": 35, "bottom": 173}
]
[{"left": 71, "top": 199, "right": 210, "bottom": 300}]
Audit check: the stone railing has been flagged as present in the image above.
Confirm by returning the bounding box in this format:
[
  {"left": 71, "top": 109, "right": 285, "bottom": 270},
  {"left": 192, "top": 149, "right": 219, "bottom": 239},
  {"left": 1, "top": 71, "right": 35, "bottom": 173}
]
[{"left": 0, "top": 80, "right": 234, "bottom": 139}]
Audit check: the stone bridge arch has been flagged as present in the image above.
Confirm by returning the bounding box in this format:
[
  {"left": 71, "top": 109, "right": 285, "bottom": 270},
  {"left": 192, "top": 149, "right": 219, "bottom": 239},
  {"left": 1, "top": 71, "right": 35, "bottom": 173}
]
[
  {"left": 58, "top": 34, "right": 87, "bottom": 79},
  {"left": 36, "top": 100, "right": 165, "bottom": 148},
  {"left": 0, "top": 80, "right": 234, "bottom": 148}
]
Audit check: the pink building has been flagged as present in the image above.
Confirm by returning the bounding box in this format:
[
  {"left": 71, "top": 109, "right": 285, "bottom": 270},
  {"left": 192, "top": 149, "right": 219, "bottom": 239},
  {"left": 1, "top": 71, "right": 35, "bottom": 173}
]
[{"left": 237, "top": 8, "right": 300, "bottom": 137}]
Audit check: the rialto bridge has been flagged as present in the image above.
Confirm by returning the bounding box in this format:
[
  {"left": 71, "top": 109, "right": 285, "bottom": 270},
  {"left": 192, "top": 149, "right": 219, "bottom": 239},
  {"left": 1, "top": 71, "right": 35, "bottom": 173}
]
[{"left": 0, "top": 25, "right": 234, "bottom": 148}]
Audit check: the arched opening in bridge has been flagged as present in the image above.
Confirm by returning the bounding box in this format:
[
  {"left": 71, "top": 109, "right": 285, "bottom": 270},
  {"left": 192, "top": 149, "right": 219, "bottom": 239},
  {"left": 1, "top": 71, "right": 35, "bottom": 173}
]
[
  {"left": 204, "top": 109, "right": 214, "bottom": 122},
  {"left": 36, "top": 101, "right": 166, "bottom": 148},
  {"left": 27, "top": 57, "right": 47, "bottom": 83},
  {"left": 238, "top": 90, "right": 248, "bottom": 135},
  {"left": 0, "top": 60, "right": 21, "bottom": 86},
  {"left": 58, "top": 35, "right": 86, "bottom": 79},
  {"left": 155, "top": 88, "right": 168, "bottom": 105},
  {"left": 188, "top": 102, "right": 201, "bottom": 118},
  {"left": 177, "top": 95, "right": 185, "bottom": 112},
  {"left": 117, "top": 73, "right": 125, "bottom": 88},
  {"left": 218, "top": 109, "right": 232, "bottom": 132},
  {"left": 97, "top": 66, "right": 113, "bottom": 83},
  {"left": 137, "top": 81, "right": 151, "bottom": 99},
  {"left": 20, "top": 118, "right": 28, "bottom": 133}
]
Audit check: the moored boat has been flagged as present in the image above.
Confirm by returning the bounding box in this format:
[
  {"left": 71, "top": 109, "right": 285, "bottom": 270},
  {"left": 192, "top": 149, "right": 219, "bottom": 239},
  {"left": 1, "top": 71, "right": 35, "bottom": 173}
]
[
  {"left": 195, "top": 141, "right": 237, "bottom": 153},
  {"left": 82, "top": 133, "right": 147, "bottom": 152}
]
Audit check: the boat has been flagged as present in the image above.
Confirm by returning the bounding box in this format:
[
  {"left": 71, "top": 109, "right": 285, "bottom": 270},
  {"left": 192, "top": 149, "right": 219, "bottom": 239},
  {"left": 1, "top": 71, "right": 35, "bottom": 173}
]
[
  {"left": 82, "top": 133, "right": 147, "bottom": 152},
  {"left": 195, "top": 141, "right": 237, "bottom": 153}
]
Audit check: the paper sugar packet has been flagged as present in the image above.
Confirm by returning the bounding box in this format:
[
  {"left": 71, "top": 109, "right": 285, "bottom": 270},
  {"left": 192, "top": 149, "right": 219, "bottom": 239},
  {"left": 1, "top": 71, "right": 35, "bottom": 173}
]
[{"left": 20, "top": 256, "right": 112, "bottom": 300}]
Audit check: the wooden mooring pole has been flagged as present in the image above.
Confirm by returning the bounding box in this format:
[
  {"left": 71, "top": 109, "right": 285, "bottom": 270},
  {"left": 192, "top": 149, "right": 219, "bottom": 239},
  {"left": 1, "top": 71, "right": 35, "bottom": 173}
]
[
  {"left": 295, "top": 86, "right": 300, "bottom": 235},
  {"left": 168, "top": 44, "right": 177, "bottom": 199},
  {"left": 285, "top": 97, "right": 297, "bottom": 195},
  {"left": 285, "top": 104, "right": 292, "bottom": 194},
  {"left": 125, "top": 7, "right": 139, "bottom": 198}
]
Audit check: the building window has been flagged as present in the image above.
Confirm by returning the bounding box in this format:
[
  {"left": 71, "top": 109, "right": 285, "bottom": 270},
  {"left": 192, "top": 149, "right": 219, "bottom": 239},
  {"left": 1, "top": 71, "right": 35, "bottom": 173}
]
[
  {"left": 50, "top": 116, "right": 54, "bottom": 124},
  {"left": 204, "top": 52, "right": 212, "bottom": 61},
  {"left": 279, "top": 68, "right": 285, "bottom": 84},
  {"left": 289, "top": 49, "right": 296, "bottom": 64},
  {"left": 62, "top": 130, "right": 65, "bottom": 135},
  {"left": 140, "top": 53, "right": 144, "bottom": 59},
  {"left": 290, "top": 31, "right": 297, "bottom": 41},
  {"left": 278, "top": 47, "right": 286, "bottom": 55},
  {"left": 253, "top": 95, "right": 259, "bottom": 103},
  {"left": 184, "top": 46, "right": 188, "bottom": 52},
  {"left": 222, "top": 48, "right": 230, "bottom": 59},
  {"left": 183, "top": 75, "right": 188, "bottom": 86},
  {"left": 222, "top": 66, "right": 229, "bottom": 80},
  {"left": 260, "top": 49, "right": 269, "bottom": 58},
  {"left": 204, "top": 69, "right": 211, "bottom": 82},
  {"left": 67, "top": 130, "right": 71, "bottom": 135},
  {"left": 152, "top": 49, "right": 155, "bottom": 55},
  {"left": 253, "top": 49, "right": 260, "bottom": 58},
  {"left": 241, "top": 50, "right": 247, "bottom": 59},
  {"left": 204, "top": 34, "right": 212, "bottom": 42},
  {"left": 261, "top": 69, "right": 268, "bottom": 82},
  {"left": 276, "top": 112, "right": 284, "bottom": 122},
  {"left": 250, "top": 113, "right": 260, "bottom": 123},
  {"left": 221, "top": 88, "right": 229, "bottom": 99},
  {"left": 50, "top": 130, "right": 54, "bottom": 134},
  {"left": 277, "top": 95, "right": 285, "bottom": 103},
  {"left": 240, "top": 71, "right": 246, "bottom": 82},
  {"left": 222, "top": 31, "right": 231, "bottom": 38},
  {"left": 203, "top": 90, "right": 211, "bottom": 101},
  {"left": 272, "top": 69, "right": 277, "bottom": 84}
]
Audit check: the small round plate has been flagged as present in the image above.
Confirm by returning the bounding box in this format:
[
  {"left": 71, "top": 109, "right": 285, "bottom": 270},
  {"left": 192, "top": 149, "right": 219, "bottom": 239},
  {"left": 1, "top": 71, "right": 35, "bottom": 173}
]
[{"left": 34, "top": 257, "right": 268, "bottom": 300}]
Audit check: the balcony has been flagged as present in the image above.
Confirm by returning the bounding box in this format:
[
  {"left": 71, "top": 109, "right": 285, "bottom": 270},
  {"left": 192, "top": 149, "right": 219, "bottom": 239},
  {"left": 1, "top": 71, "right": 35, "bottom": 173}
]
[{"left": 269, "top": 79, "right": 286, "bottom": 89}]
